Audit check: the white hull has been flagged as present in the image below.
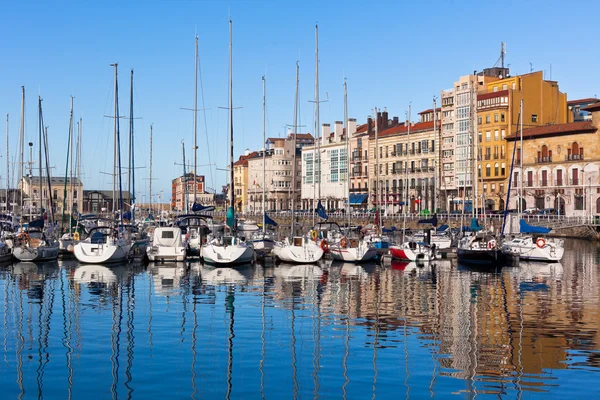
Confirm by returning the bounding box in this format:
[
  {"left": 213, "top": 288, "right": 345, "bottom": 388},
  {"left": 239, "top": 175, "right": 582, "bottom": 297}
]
[
  {"left": 201, "top": 242, "right": 254, "bottom": 265},
  {"left": 273, "top": 238, "right": 324, "bottom": 264},
  {"left": 501, "top": 236, "right": 564, "bottom": 262},
  {"left": 147, "top": 247, "right": 186, "bottom": 262},
  {"left": 252, "top": 238, "right": 275, "bottom": 254},
  {"left": 74, "top": 240, "right": 131, "bottom": 264},
  {"left": 329, "top": 241, "right": 377, "bottom": 263},
  {"left": 59, "top": 238, "right": 79, "bottom": 254},
  {"left": 13, "top": 244, "right": 59, "bottom": 262}
]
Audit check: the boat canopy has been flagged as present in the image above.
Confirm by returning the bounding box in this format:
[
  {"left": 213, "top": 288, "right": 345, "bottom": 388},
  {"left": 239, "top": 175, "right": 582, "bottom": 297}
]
[
  {"left": 348, "top": 194, "right": 368, "bottom": 205},
  {"left": 153, "top": 227, "right": 183, "bottom": 247},
  {"left": 519, "top": 219, "right": 551, "bottom": 234}
]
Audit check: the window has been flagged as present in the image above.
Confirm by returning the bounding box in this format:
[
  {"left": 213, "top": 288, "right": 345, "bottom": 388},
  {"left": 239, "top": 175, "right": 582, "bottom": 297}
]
[
  {"left": 491, "top": 183, "right": 496, "bottom": 192},
  {"left": 541, "top": 170, "right": 548, "bottom": 186},
  {"left": 478, "top": 132, "right": 482, "bottom": 143},
  {"left": 486, "top": 115, "right": 490, "bottom": 124},
  {"left": 527, "top": 171, "right": 533, "bottom": 187},
  {"left": 486, "top": 164, "right": 491, "bottom": 177},
  {"left": 512, "top": 83, "right": 516, "bottom": 90},
  {"left": 502, "top": 84, "right": 508, "bottom": 90},
  {"left": 486, "top": 131, "right": 491, "bottom": 142},
  {"left": 357, "top": 139, "right": 362, "bottom": 147},
  {"left": 53, "top": 190, "right": 57, "bottom": 200},
  {"left": 499, "top": 183, "right": 504, "bottom": 194},
  {"left": 74, "top": 190, "right": 78, "bottom": 199},
  {"left": 483, "top": 184, "right": 488, "bottom": 193},
  {"left": 501, "top": 113, "right": 505, "bottom": 122},
  {"left": 556, "top": 169, "right": 563, "bottom": 186},
  {"left": 513, "top": 171, "right": 519, "bottom": 187},
  {"left": 494, "top": 130, "right": 499, "bottom": 141},
  {"left": 477, "top": 116, "right": 482, "bottom": 124},
  {"left": 494, "top": 114, "right": 499, "bottom": 122},
  {"left": 494, "top": 163, "right": 499, "bottom": 176},
  {"left": 421, "top": 140, "right": 429, "bottom": 153},
  {"left": 501, "top": 163, "right": 506, "bottom": 176},
  {"left": 501, "top": 129, "right": 505, "bottom": 140},
  {"left": 531, "top": 114, "right": 538, "bottom": 123}
]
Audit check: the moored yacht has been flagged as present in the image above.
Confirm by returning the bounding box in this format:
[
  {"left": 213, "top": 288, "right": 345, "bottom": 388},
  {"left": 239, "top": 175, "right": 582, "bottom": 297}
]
[{"left": 147, "top": 226, "right": 186, "bottom": 262}]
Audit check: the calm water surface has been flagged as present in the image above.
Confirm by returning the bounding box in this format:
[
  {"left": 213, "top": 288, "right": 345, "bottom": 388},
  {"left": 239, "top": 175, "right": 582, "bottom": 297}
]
[{"left": 1, "top": 239, "right": 599, "bottom": 399}]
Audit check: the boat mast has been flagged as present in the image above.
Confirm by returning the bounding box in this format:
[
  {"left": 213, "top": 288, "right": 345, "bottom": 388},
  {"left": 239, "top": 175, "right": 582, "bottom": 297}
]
[
  {"left": 5, "top": 114, "right": 8, "bottom": 212},
  {"left": 61, "top": 98, "right": 73, "bottom": 232},
  {"left": 432, "top": 97, "right": 437, "bottom": 214},
  {"left": 19, "top": 86, "right": 24, "bottom": 215},
  {"left": 78, "top": 118, "right": 82, "bottom": 213},
  {"left": 38, "top": 97, "right": 43, "bottom": 218},
  {"left": 129, "top": 68, "right": 135, "bottom": 221},
  {"left": 519, "top": 99, "right": 523, "bottom": 214},
  {"left": 228, "top": 20, "right": 235, "bottom": 219},
  {"left": 344, "top": 80, "right": 350, "bottom": 232},
  {"left": 110, "top": 63, "right": 118, "bottom": 218},
  {"left": 182, "top": 140, "right": 189, "bottom": 213},
  {"left": 374, "top": 107, "right": 379, "bottom": 230},
  {"left": 262, "top": 74, "right": 267, "bottom": 234},
  {"left": 403, "top": 105, "right": 411, "bottom": 236},
  {"left": 312, "top": 24, "right": 321, "bottom": 226},
  {"left": 149, "top": 123, "right": 153, "bottom": 216},
  {"left": 193, "top": 36, "right": 198, "bottom": 207},
  {"left": 291, "top": 62, "right": 300, "bottom": 236},
  {"left": 69, "top": 96, "right": 74, "bottom": 232},
  {"left": 471, "top": 80, "right": 477, "bottom": 219}
]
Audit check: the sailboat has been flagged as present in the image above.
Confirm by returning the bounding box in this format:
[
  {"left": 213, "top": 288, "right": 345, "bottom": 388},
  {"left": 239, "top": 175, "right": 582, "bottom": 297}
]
[
  {"left": 500, "top": 99, "right": 564, "bottom": 262},
  {"left": 251, "top": 75, "right": 275, "bottom": 256},
  {"left": 13, "top": 96, "right": 60, "bottom": 262},
  {"left": 201, "top": 20, "right": 254, "bottom": 266},
  {"left": 272, "top": 62, "right": 324, "bottom": 264},
  {"left": 328, "top": 82, "right": 376, "bottom": 263},
  {"left": 74, "top": 63, "right": 132, "bottom": 264}
]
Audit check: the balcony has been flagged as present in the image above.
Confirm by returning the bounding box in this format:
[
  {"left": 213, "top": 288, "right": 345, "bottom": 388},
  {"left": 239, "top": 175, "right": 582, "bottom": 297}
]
[
  {"left": 351, "top": 156, "right": 362, "bottom": 163},
  {"left": 493, "top": 153, "right": 499, "bottom": 160},
  {"left": 484, "top": 154, "right": 491, "bottom": 160},
  {"left": 536, "top": 156, "right": 552, "bottom": 163},
  {"left": 566, "top": 154, "right": 584, "bottom": 161}
]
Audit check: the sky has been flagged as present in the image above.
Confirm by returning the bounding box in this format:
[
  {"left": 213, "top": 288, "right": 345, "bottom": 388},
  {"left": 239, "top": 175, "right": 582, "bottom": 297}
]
[{"left": 1, "top": 0, "right": 599, "bottom": 204}]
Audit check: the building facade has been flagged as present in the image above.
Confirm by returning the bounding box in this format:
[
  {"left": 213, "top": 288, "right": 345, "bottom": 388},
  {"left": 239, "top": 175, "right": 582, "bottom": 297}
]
[
  {"left": 170, "top": 173, "right": 208, "bottom": 212},
  {"left": 505, "top": 102, "right": 600, "bottom": 217},
  {"left": 247, "top": 133, "right": 313, "bottom": 212},
  {"left": 19, "top": 176, "right": 83, "bottom": 216},
  {"left": 301, "top": 121, "right": 353, "bottom": 210},
  {"left": 477, "top": 71, "right": 567, "bottom": 211},
  {"left": 567, "top": 98, "right": 598, "bottom": 122},
  {"left": 232, "top": 151, "right": 258, "bottom": 212}
]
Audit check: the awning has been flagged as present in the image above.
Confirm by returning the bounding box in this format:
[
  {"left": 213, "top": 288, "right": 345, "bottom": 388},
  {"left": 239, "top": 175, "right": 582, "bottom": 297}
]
[{"left": 349, "top": 194, "right": 368, "bottom": 205}]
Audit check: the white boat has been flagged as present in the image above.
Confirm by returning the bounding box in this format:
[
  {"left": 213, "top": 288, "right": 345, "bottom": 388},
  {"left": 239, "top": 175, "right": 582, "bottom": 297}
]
[
  {"left": 251, "top": 231, "right": 275, "bottom": 256},
  {"left": 389, "top": 241, "right": 434, "bottom": 262},
  {"left": 201, "top": 236, "right": 255, "bottom": 265},
  {"left": 501, "top": 236, "right": 564, "bottom": 262},
  {"left": 13, "top": 229, "right": 59, "bottom": 262},
  {"left": 328, "top": 237, "right": 377, "bottom": 263},
  {"left": 73, "top": 227, "right": 131, "bottom": 264},
  {"left": 273, "top": 236, "right": 324, "bottom": 264},
  {"left": 147, "top": 227, "right": 186, "bottom": 262}
]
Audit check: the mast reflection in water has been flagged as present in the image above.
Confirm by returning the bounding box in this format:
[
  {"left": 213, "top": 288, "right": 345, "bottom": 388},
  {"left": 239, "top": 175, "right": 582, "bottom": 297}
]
[{"left": 0, "top": 239, "right": 599, "bottom": 398}]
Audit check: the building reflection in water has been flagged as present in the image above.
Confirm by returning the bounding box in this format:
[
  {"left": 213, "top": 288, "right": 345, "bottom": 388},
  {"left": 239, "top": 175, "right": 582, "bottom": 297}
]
[{"left": 0, "top": 239, "right": 598, "bottom": 398}]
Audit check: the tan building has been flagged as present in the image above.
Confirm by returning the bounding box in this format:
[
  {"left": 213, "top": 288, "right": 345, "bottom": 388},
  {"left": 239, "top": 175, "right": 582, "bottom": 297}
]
[
  {"left": 477, "top": 71, "right": 567, "bottom": 211},
  {"left": 170, "top": 173, "right": 209, "bottom": 212},
  {"left": 349, "top": 120, "right": 369, "bottom": 204},
  {"left": 368, "top": 108, "right": 440, "bottom": 214},
  {"left": 505, "top": 101, "right": 600, "bottom": 217},
  {"left": 249, "top": 133, "right": 313, "bottom": 212},
  {"left": 19, "top": 176, "right": 83, "bottom": 216},
  {"left": 232, "top": 151, "right": 258, "bottom": 212}
]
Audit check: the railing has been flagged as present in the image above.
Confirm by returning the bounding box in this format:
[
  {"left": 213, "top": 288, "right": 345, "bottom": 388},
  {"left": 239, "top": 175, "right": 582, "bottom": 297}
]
[
  {"left": 536, "top": 156, "right": 552, "bottom": 163},
  {"left": 484, "top": 154, "right": 491, "bottom": 160},
  {"left": 566, "top": 154, "right": 584, "bottom": 161},
  {"left": 493, "top": 153, "right": 499, "bottom": 160}
]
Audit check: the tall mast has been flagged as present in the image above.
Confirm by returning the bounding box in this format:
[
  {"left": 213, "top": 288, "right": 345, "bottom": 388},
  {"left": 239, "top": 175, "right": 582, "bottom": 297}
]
[
  {"left": 344, "top": 80, "right": 350, "bottom": 232},
  {"left": 19, "top": 86, "right": 24, "bottom": 214},
  {"left": 262, "top": 75, "right": 267, "bottom": 234},
  {"left": 129, "top": 68, "right": 135, "bottom": 220},
  {"left": 403, "top": 105, "right": 411, "bottom": 236},
  {"left": 374, "top": 107, "right": 379, "bottom": 229},
  {"left": 111, "top": 63, "right": 118, "bottom": 216},
  {"left": 38, "top": 97, "right": 43, "bottom": 217},
  {"left": 291, "top": 62, "right": 299, "bottom": 236},
  {"left": 78, "top": 118, "right": 82, "bottom": 213},
  {"left": 471, "top": 79, "right": 477, "bottom": 219},
  {"left": 69, "top": 97, "right": 74, "bottom": 232},
  {"left": 5, "top": 114, "right": 8, "bottom": 211},
  {"left": 228, "top": 19, "right": 235, "bottom": 215},
  {"left": 315, "top": 24, "right": 321, "bottom": 209},
  {"left": 193, "top": 36, "right": 199, "bottom": 206},
  {"left": 432, "top": 97, "right": 437, "bottom": 214},
  {"left": 519, "top": 99, "right": 523, "bottom": 213},
  {"left": 182, "top": 141, "right": 188, "bottom": 213},
  {"left": 149, "top": 124, "right": 153, "bottom": 215},
  {"left": 62, "top": 97, "right": 73, "bottom": 232}
]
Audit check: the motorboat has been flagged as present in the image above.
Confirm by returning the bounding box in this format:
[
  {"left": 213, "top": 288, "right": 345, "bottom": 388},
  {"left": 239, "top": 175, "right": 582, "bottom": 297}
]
[
  {"left": 328, "top": 236, "right": 377, "bottom": 263},
  {"left": 457, "top": 232, "right": 507, "bottom": 266},
  {"left": 501, "top": 220, "right": 564, "bottom": 262},
  {"left": 389, "top": 241, "right": 434, "bottom": 262},
  {"left": 147, "top": 227, "right": 186, "bottom": 262}
]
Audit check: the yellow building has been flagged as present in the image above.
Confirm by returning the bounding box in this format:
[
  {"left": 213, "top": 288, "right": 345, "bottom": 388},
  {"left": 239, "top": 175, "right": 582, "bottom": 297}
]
[
  {"left": 232, "top": 151, "right": 258, "bottom": 212},
  {"left": 477, "top": 71, "right": 567, "bottom": 211}
]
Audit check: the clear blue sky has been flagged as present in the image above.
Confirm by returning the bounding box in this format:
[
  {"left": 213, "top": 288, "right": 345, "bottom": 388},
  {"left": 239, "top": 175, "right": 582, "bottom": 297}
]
[{"left": 1, "top": 0, "right": 598, "bottom": 203}]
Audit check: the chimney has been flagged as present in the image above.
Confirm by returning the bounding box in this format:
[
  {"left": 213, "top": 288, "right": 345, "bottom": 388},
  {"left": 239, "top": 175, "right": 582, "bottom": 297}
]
[
  {"left": 393, "top": 116, "right": 399, "bottom": 126},
  {"left": 382, "top": 108, "right": 388, "bottom": 130},
  {"left": 347, "top": 118, "right": 357, "bottom": 136},
  {"left": 321, "top": 123, "right": 331, "bottom": 145},
  {"left": 377, "top": 111, "right": 382, "bottom": 131},
  {"left": 334, "top": 121, "right": 343, "bottom": 141},
  {"left": 367, "top": 117, "right": 373, "bottom": 135}
]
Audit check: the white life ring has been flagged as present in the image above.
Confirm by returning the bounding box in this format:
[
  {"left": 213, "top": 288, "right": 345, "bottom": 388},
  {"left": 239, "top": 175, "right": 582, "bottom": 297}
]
[
  {"left": 487, "top": 239, "right": 496, "bottom": 249},
  {"left": 536, "top": 238, "right": 546, "bottom": 248}
]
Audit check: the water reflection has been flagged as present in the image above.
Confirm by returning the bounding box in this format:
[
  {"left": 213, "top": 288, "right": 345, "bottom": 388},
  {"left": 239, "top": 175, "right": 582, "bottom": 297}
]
[{"left": 0, "top": 239, "right": 598, "bottom": 398}]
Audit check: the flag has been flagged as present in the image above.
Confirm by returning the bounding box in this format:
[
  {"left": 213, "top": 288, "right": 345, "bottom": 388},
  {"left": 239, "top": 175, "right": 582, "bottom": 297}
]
[
  {"left": 264, "top": 212, "right": 278, "bottom": 227},
  {"left": 316, "top": 200, "right": 328, "bottom": 220}
]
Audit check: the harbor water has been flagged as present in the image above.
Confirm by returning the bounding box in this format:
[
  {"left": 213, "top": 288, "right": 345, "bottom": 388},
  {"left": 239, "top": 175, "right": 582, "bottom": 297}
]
[{"left": 1, "top": 238, "right": 599, "bottom": 399}]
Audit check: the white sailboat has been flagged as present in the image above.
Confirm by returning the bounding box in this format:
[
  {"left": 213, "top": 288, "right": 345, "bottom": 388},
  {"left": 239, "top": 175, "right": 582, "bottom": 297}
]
[
  {"left": 500, "top": 100, "right": 564, "bottom": 262},
  {"left": 74, "top": 63, "right": 131, "bottom": 264},
  {"left": 272, "top": 61, "right": 324, "bottom": 264},
  {"left": 13, "top": 95, "right": 59, "bottom": 262},
  {"left": 201, "top": 20, "right": 255, "bottom": 266},
  {"left": 328, "top": 80, "right": 376, "bottom": 263}
]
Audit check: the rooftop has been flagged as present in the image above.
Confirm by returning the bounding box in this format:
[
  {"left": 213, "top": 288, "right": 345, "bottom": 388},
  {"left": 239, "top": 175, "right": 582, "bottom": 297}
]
[
  {"left": 568, "top": 98, "right": 598, "bottom": 105},
  {"left": 505, "top": 121, "right": 597, "bottom": 141}
]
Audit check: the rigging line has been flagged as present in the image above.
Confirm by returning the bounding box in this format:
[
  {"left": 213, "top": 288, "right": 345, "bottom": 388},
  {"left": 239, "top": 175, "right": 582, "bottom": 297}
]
[{"left": 197, "top": 45, "right": 215, "bottom": 192}]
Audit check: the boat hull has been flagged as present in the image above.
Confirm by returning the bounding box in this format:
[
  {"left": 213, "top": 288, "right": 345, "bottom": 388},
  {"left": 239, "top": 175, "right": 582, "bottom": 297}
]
[
  {"left": 13, "top": 244, "right": 59, "bottom": 262},
  {"left": 74, "top": 242, "right": 131, "bottom": 264},
  {"left": 201, "top": 244, "right": 255, "bottom": 265},
  {"left": 389, "top": 244, "right": 432, "bottom": 262},
  {"left": 457, "top": 248, "right": 507, "bottom": 266},
  {"left": 329, "top": 244, "right": 377, "bottom": 263},
  {"left": 273, "top": 242, "right": 324, "bottom": 264},
  {"left": 501, "top": 237, "right": 564, "bottom": 262},
  {"left": 147, "top": 246, "right": 186, "bottom": 262}
]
